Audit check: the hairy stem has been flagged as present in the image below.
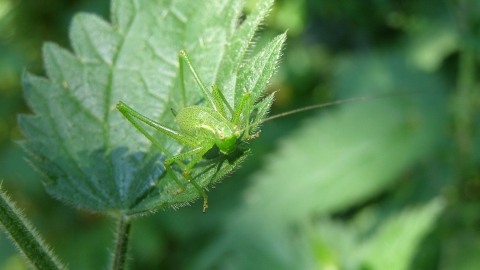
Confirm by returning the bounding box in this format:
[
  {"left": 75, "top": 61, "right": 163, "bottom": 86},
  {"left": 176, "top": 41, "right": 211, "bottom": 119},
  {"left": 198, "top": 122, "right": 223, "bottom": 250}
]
[
  {"left": 111, "top": 213, "right": 132, "bottom": 270},
  {"left": 0, "top": 186, "right": 65, "bottom": 270}
]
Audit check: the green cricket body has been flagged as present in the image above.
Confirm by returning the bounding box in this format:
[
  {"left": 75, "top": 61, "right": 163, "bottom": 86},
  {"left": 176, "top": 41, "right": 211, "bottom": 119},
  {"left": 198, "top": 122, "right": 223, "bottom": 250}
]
[
  {"left": 175, "top": 106, "right": 238, "bottom": 155},
  {"left": 117, "top": 49, "right": 262, "bottom": 212}
]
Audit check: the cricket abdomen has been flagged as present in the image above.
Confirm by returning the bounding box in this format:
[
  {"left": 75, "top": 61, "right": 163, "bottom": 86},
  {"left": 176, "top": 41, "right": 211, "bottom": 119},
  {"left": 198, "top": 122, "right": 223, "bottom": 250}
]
[{"left": 176, "top": 106, "right": 223, "bottom": 136}]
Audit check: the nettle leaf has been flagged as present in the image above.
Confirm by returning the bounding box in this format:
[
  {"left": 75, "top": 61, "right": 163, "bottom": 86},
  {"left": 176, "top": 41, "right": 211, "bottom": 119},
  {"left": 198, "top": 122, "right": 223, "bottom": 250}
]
[{"left": 19, "top": 0, "right": 284, "bottom": 214}]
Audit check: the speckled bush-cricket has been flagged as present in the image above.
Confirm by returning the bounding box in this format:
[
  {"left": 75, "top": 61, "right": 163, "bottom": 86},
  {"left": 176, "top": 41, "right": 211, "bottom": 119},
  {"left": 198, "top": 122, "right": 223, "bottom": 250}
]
[
  {"left": 117, "top": 50, "right": 260, "bottom": 213},
  {"left": 117, "top": 49, "right": 397, "bottom": 213}
]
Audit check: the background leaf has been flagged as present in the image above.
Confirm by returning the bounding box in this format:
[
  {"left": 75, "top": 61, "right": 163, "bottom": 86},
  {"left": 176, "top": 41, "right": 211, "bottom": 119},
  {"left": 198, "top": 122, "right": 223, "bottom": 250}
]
[
  {"left": 232, "top": 50, "right": 448, "bottom": 227},
  {"left": 362, "top": 199, "right": 444, "bottom": 270}
]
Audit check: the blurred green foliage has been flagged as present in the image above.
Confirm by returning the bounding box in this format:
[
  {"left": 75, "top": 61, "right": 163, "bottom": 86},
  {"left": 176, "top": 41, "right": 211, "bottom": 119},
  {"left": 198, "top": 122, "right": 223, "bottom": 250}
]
[{"left": 1, "top": 0, "right": 479, "bottom": 269}]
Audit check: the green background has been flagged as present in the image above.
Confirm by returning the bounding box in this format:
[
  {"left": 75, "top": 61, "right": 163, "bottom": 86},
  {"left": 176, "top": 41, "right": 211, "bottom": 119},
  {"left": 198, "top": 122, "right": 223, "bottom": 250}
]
[{"left": 1, "top": 0, "right": 479, "bottom": 269}]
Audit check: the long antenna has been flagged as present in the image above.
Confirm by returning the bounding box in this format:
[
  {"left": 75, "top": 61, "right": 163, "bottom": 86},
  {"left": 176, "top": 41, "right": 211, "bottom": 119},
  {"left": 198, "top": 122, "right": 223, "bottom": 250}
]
[
  {"left": 261, "top": 95, "right": 376, "bottom": 123},
  {"left": 239, "top": 91, "right": 432, "bottom": 135}
]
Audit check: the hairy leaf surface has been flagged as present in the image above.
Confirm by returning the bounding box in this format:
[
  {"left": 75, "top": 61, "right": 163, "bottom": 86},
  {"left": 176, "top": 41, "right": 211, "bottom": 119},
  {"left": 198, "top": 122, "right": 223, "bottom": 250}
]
[{"left": 20, "top": 0, "right": 284, "bottom": 214}]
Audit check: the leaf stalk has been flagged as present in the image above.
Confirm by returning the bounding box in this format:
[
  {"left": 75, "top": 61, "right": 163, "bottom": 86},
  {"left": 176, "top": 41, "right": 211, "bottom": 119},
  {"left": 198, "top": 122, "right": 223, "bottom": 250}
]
[{"left": 110, "top": 213, "right": 132, "bottom": 270}]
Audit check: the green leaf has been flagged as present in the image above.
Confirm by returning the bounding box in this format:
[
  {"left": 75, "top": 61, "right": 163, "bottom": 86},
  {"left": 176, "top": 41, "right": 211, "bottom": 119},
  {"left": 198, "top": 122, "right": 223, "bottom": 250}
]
[
  {"left": 19, "top": 0, "right": 283, "bottom": 214},
  {"left": 235, "top": 33, "right": 286, "bottom": 107},
  {"left": 362, "top": 199, "right": 444, "bottom": 270}
]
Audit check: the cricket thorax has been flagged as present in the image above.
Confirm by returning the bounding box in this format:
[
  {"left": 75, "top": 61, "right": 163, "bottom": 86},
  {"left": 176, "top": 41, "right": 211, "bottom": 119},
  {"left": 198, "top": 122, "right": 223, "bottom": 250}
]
[{"left": 175, "top": 106, "right": 237, "bottom": 154}]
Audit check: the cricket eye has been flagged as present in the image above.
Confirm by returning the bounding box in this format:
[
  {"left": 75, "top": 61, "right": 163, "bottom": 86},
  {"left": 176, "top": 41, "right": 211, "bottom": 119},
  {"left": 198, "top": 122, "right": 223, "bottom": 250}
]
[{"left": 218, "top": 132, "right": 225, "bottom": 140}]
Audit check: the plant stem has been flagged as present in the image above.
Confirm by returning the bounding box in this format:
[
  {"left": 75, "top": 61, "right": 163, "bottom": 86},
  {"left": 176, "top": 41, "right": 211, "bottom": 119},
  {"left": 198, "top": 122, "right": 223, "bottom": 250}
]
[
  {"left": 111, "top": 213, "right": 132, "bottom": 270},
  {"left": 452, "top": 0, "right": 480, "bottom": 163},
  {"left": 454, "top": 45, "right": 476, "bottom": 158},
  {"left": 0, "top": 186, "right": 65, "bottom": 270}
]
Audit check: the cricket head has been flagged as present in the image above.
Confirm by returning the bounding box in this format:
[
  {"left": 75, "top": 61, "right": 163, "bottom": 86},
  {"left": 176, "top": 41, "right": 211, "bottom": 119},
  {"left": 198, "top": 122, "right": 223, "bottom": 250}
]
[{"left": 215, "top": 123, "right": 237, "bottom": 155}]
